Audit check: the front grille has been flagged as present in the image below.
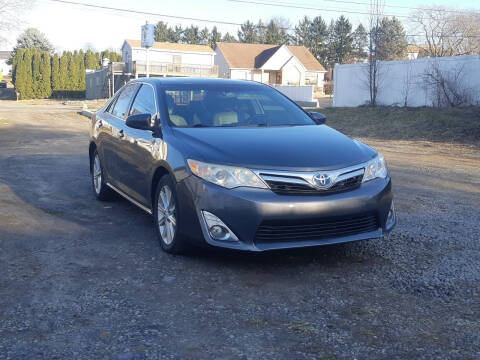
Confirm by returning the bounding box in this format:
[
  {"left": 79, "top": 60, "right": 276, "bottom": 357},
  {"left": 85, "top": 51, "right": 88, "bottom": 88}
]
[
  {"left": 265, "top": 174, "right": 363, "bottom": 196},
  {"left": 255, "top": 213, "right": 379, "bottom": 244}
]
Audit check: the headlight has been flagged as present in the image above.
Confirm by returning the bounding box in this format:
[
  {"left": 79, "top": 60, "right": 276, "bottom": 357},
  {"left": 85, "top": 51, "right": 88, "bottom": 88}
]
[
  {"left": 187, "top": 159, "right": 267, "bottom": 189},
  {"left": 363, "top": 154, "right": 388, "bottom": 182}
]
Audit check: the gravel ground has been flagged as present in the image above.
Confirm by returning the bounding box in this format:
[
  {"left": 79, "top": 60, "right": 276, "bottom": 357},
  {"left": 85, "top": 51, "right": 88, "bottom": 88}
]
[{"left": 0, "top": 102, "right": 479, "bottom": 360}]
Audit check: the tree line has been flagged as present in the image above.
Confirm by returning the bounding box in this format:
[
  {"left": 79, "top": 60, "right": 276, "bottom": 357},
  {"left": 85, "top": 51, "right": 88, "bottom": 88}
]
[
  {"left": 12, "top": 48, "right": 121, "bottom": 100},
  {"left": 154, "top": 16, "right": 408, "bottom": 69}
]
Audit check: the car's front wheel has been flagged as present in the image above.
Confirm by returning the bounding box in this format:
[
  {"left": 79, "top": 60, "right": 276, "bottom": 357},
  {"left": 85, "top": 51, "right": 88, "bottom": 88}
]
[
  {"left": 90, "top": 150, "right": 114, "bottom": 201},
  {"left": 153, "top": 176, "right": 188, "bottom": 254}
]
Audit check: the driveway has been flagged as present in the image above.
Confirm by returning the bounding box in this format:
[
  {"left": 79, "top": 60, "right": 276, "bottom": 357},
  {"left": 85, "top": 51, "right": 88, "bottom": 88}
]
[{"left": 0, "top": 102, "right": 479, "bottom": 359}]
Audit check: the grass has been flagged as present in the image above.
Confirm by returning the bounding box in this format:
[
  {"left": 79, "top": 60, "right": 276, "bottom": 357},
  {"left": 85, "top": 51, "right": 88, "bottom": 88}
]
[{"left": 310, "top": 107, "right": 480, "bottom": 146}]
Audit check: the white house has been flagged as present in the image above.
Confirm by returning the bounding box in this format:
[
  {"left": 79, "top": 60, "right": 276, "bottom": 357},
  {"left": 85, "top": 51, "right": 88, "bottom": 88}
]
[
  {"left": 0, "top": 51, "right": 12, "bottom": 76},
  {"left": 214, "top": 42, "right": 326, "bottom": 87},
  {"left": 121, "top": 40, "right": 217, "bottom": 78}
]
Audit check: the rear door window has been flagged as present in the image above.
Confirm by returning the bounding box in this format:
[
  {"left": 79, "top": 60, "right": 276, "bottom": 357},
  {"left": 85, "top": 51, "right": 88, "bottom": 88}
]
[{"left": 111, "top": 83, "right": 137, "bottom": 119}]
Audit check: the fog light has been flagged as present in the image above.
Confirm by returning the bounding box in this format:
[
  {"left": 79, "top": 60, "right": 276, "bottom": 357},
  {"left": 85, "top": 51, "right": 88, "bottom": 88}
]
[
  {"left": 386, "top": 201, "right": 396, "bottom": 229},
  {"left": 202, "top": 211, "right": 239, "bottom": 242},
  {"left": 209, "top": 225, "right": 230, "bottom": 241}
]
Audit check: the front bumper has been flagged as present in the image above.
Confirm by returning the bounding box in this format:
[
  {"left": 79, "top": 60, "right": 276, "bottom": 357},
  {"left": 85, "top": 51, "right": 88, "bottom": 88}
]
[{"left": 176, "top": 175, "right": 395, "bottom": 251}]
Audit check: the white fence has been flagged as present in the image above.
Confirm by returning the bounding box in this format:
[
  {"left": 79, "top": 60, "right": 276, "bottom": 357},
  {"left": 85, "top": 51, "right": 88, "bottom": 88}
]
[
  {"left": 273, "top": 85, "right": 317, "bottom": 106},
  {"left": 333, "top": 55, "right": 480, "bottom": 107}
]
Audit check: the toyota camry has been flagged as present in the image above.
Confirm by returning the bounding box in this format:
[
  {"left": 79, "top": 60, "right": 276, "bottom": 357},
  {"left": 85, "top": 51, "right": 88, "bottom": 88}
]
[{"left": 89, "top": 78, "right": 395, "bottom": 254}]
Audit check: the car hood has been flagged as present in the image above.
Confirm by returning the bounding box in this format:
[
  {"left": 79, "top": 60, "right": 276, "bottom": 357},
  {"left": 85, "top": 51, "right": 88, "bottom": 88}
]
[{"left": 171, "top": 125, "right": 376, "bottom": 171}]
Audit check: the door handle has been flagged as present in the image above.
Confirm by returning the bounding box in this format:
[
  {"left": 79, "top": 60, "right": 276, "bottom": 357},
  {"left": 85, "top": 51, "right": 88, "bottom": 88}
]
[
  {"left": 118, "top": 129, "right": 124, "bottom": 139},
  {"left": 97, "top": 120, "right": 103, "bottom": 128}
]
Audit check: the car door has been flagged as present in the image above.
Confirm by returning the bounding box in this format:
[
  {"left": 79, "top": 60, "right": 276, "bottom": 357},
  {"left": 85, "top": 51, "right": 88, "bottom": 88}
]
[
  {"left": 115, "top": 83, "right": 159, "bottom": 206},
  {"left": 103, "top": 82, "right": 139, "bottom": 189}
]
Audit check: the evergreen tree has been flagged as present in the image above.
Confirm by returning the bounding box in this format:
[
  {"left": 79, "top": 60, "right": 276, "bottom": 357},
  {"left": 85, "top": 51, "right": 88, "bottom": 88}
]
[
  {"left": 264, "top": 20, "right": 289, "bottom": 45},
  {"left": 294, "top": 16, "right": 312, "bottom": 46},
  {"left": 59, "top": 52, "right": 69, "bottom": 91},
  {"left": 154, "top": 21, "right": 171, "bottom": 42},
  {"left": 209, "top": 26, "right": 222, "bottom": 49},
  {"left": 8, "top": 28, "right": 54, "bottom": 65},
  {"left": 32, "top": 50, "right": 42, "bottom": 97},
  {"left": 12, "top": 49, "right": 26, "bottom": 95},
  {"left": 238, "top": 21, "right": 257, "bottom": 43},
  {"left": 39, "top": 51, "right": 52, "bottom": 98},
  {"left": 309, "top": 16, "right": 329, "bottom": 66},
  {"left": 171, "top": 25, "right": 183, "bottom": 43},
  {"left": 199, "top": 27, "right": 210, "bottom": 45},
  {"left": 182, "top": 25, "right": 201, "bottom": 44},
  {"left": 256, "top": 20, "right": 266, "bottom": 43},
  {"left": 51, "top": 53, "right": 61, "bottom": 94},
  {"left": 352, "top": 24, "right": 368, "bottom": 61},
  {"left": 94, "top": 52, "right": 101, "bottom": 68},
  {"left": 84, "top": 49, "right": 99, "bottom": 70},
  {"left": 77, "top": 50, "right": 86, "bottom": 92},
  {"left": 222, "top": 32, "right": 237, "bottom": 42},
  {"left": 19, "top": 49, "right": 34, "bottom": 99},
  {"left": 329, "top": 16, "right": 354, "bottom": 65},
  {"left": 12, "top": 48, "right": 24, "bottom": 85},
  {"left": 65, "top": 51, "right": 74, "bottom": 91},
  {"left": 376, "top": 17, "right": 408, "bottom": 60}
]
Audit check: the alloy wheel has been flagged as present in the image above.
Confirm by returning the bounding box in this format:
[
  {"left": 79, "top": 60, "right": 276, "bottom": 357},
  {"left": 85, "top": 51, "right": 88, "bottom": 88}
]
[
  {"left": 93, "top": 154, "right": 102, "bottom": 194},
  {"left": 157, "top": 185, "right": 176, "bottom": 245}
]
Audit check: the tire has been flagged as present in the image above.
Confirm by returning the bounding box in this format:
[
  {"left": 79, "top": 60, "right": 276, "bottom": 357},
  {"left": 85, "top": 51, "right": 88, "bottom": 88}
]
[
  {"left": 90, "top": 150, "right": 115, "bottom": 201},
  {"left": 153, "top": 175, "right": 187, "bottom": 254}
]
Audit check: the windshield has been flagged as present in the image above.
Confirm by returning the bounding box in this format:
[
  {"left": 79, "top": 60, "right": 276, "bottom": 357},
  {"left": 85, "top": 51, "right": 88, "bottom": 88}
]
[{"left": 162, "top": 84, "right": 315, "bottom": 128}]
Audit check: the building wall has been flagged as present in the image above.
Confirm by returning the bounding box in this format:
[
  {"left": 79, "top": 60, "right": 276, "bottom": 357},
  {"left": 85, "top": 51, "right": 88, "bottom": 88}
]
[
  {"left": 261, "top": 46, "right": 291, "bottom": 70},
  {"left": 214, "top": 47, "right": 231, "bottom": 78},
  {"left": 130, "top": 48, "right": 214, "bottom": 66},
  {"left": 305, "top": 71, "right": 325, "bottom": 86},
  {"left": 0, "top": 60, "right": 11, "bottom": 76},
  {"left": 333, "top": 55, "right": 480, "bottom": 107},
  {"left": 86, "top": 69, "right": 108, "bottom": 100},
  {"left": 230, "top": 69, "right": 251, "bottom": 80},
  {"left": 281, "top": 57, "right": 305, "bottom": 85}
]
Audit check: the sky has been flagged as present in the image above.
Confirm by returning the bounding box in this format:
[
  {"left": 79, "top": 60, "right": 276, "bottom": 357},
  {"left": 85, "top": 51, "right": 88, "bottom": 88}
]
[{"left": 4, "top": 0, "right": 480, "bottom": 52}]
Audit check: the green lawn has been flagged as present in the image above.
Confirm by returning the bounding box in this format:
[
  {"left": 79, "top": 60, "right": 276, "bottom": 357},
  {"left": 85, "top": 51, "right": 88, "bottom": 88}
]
[{"left": 311, "top": 107, "right": 480, "bottom": 146}]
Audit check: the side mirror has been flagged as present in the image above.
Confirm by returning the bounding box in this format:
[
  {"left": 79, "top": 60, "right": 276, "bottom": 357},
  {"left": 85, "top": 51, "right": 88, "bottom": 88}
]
[
  {"left": 309, "top": 112, "right": 326, "bottom": 125},
  {"left": 126, "top": 113, "right": 152, "bottom": 130}
]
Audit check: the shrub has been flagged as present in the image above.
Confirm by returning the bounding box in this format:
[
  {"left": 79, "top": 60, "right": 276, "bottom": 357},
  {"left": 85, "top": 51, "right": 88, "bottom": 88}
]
[{"left": 324, "top": 81, "right": 334, "bottom": 95}]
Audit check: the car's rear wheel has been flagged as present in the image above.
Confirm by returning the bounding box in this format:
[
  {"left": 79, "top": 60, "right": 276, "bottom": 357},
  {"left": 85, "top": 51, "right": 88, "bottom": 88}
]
[
  {"left": 153, "top": 176, "right": 187, "bottom": 254},
  {"left": 91, "top": 150, "right": 114, "bottom": 201}
]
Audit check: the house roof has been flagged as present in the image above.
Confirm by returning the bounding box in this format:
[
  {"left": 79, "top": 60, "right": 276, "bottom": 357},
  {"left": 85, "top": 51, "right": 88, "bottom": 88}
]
[
  {"left": 124, "top": 40, "right": 214, "bottom": 53},
  {"left": 0, "top": 51, "right": 12, "bottom": 60},
  {"left": 215, "top": 42, "right": 326, "bottom": 71}
]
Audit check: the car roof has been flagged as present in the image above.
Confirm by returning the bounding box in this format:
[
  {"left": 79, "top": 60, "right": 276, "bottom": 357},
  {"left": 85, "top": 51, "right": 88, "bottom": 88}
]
[{"left": 130, "top": 77, "right": 265, "bottom": 88}]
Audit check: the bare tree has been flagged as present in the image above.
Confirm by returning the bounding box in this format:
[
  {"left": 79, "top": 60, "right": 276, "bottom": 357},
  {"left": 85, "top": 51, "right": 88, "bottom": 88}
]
[
  {"left": 422, "top": 60, "right": 471, "bottom": 107},
  {"left": 410, "top": 8, "right": 480, "bottom": 57},
  {"left": 0, "top": 0, "right": 34, "bottom": 45},
  {"left": 401, "top": 60, "right": 415, "bottom": 107},
  {"left": 365, "top": 0, "right": 384, "bottom": 106}
]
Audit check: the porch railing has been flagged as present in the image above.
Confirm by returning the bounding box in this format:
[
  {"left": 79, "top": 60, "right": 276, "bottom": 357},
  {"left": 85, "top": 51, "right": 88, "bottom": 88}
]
[{"left": 133, "top": 61, "right": 218, "bottom": 77}]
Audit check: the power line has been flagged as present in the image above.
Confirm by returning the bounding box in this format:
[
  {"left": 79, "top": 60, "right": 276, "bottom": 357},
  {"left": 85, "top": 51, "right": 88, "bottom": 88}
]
[
  {"left": 226, "top": 0, "right": 410, "bottom": 18},
  {"left": 239, "top": 0, "right": 480, "bottom": 15},
  {"left": 44, "top": 0, "right": 480, "bottom": 39},
  {"left": 46, "top": 0, "right": 248, "bottom": 27}
]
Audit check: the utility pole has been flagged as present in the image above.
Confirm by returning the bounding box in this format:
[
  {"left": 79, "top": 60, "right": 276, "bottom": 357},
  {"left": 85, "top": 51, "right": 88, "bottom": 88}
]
[{"left": 146, "top": 47, "right": 149, "bottom": 78}]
